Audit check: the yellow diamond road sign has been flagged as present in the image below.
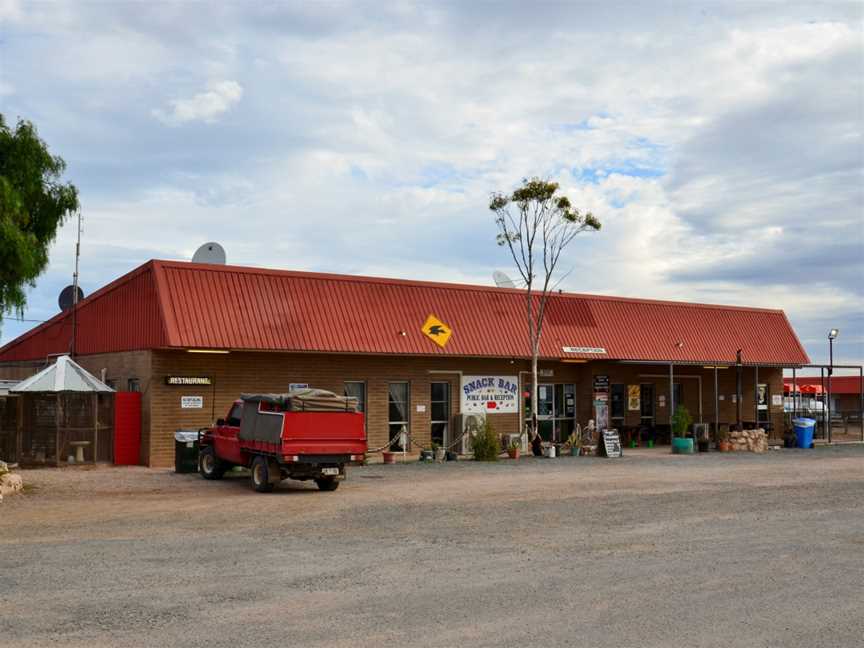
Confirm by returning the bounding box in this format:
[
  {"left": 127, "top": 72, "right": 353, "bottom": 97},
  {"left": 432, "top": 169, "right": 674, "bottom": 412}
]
[{"left": 422, "top": 314, "right": 452, "bottom": 348}]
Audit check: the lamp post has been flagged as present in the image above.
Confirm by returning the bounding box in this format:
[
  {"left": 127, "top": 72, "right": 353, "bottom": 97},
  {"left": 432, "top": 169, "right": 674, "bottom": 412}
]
[{"left": 828, "top": 329, "right": 839, "bottom": 444}]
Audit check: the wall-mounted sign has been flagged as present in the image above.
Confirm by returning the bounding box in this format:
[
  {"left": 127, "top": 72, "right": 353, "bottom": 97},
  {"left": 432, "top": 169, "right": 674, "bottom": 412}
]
[
  {"left": 422, "top": 314, "right": 452, "bottom": 348},
  {"left": 181, "top": 396, "right": 204, "bottom": 409},
  {"left": 757, "top": 384, "right": 768, "bottom": 410},
  {"left": 627, "top": 385, "right": 641, "bottom": 411},
  {"left": 416, "top": 404, "right": 426, "bottom": 413},
  {"left": 289, "top": 383, "right": 309, "bottom": 392},
  {"left": 593, "top": 375, "right": 609, "bottom": 391},
  {"left": 166, "top": 376, "right": 211, "bottom": 386},
  {"left": 538, "top": 369, "right": 554, "bottom": 377},
  {"left": 658, "top": 394, "right": 666, "bottom": 408},
  {"left": 461, "top": 375, "right": 518, "bottom": 413},
  {"left": 562, "top": 346, "right": 606, "bottom": 354},
  {"left": 772, "top": 394, "right": 783, "bottom": 407}
]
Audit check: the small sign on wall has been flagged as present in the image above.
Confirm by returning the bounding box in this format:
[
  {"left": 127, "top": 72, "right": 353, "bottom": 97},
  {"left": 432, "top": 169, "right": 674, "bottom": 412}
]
[
  {"left": 289, "top": 383, "right": 309, "bottom": 392},
  {"left": 181, "top": 396, "right": 204, "bottom": 409},
  {"left": 627, "top": 385, "right": 641, "bottom": 411},
  {"left": 772, "top": 394, "right": 783, "bottom": 407},
  {"left": 416, "top": 404, "right": 426, "bottom": 413}
]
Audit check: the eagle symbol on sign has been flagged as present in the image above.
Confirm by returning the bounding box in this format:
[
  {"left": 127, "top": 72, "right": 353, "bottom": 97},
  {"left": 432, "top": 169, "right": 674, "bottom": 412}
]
[{"left": 421, "top": 315, "right": 452, "bottom": 348}]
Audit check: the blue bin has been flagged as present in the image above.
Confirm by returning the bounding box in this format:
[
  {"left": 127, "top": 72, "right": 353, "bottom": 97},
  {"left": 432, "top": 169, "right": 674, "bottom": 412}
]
[{"left": 793, "top": 418, "right": 816, "bottom": 449}]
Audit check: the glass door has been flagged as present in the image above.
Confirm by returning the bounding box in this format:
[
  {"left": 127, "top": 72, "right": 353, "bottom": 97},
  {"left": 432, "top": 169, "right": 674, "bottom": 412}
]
[
  {"left": 525, "top": 383, "right": 574, "bottom": 442},
  {"left": 430, "top": 382, "right": 450, "bottom": 447},
  {"left": 640, "top": 383, "right": 655, "bottom": 426},
  {"left": 537, "top": 383, "right": 554, "bottom": 441},
  {"left": 554, "top": 384, "right": 576, "bottom": 442}
]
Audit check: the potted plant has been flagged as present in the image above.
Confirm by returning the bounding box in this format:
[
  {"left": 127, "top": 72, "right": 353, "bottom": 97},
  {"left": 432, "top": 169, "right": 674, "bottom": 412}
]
[
  {"left": 671, "top": 405, "right": 694, "bottom": 454},
  {"left": 565, "top": 430, "right": 582, "bottom": 457},
  {"left": 717, "top": 427, "right": 732, "bottom": 452},
  {"left": 507, "top": 440, "right": 520, "bottom": 460},
  {"left": 696, "top": 426, "right": 710, "bottom": 453}
]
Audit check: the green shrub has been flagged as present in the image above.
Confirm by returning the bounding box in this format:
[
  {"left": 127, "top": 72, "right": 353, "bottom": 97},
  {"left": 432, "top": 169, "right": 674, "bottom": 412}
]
[
  {"left": 671, "top": 405, "right": 692, "bottom": 438},
  {"left": 472, "top": 418, "right": 501, "bottom": 462}
]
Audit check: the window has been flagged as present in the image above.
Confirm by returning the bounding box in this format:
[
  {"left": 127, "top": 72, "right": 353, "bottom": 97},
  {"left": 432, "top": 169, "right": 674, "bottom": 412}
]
[
  {"left": 671, "top": 383, "right": 683, "bottom": 411},
  {"left": 226, "top": 402, "right": 243, "bottom": 427},
  {"left": 611, "top": 384, "right": 626, "bottom": 419},
  {"left": 344, "top": 382, "right": 366, "bottom": 414},
  {"left": 388, "top": 382, "right": 410, "bottom": 450},
  {"left": 430, "top": 382, "right": 450, "bottom": 446},
  {"left": 127, "top": 378, "right": 140, "bottom": 392}
]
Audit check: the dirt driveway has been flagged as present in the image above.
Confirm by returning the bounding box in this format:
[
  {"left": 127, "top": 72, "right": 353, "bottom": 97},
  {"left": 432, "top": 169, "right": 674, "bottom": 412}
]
[{"left": 2, "top": 446, "right": 863, "bottom": 648}]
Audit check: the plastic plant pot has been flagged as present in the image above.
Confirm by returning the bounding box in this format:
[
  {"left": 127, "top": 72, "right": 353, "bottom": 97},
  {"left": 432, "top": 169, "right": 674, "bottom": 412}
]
[
  {"left": 382, "top": 451, "right": 396, "bottom": 464},
  {"left": 671, "top": 438, "right": 694, "bottom": 454}
]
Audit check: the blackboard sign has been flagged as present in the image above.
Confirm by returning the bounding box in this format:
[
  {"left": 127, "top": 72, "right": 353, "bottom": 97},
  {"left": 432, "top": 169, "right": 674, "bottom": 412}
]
[
  {"left": 602, "top": 429, "right": 622, "bottom": 458},
  {"left": 593, "top": 375, "right": 610, "bottom": 391}
]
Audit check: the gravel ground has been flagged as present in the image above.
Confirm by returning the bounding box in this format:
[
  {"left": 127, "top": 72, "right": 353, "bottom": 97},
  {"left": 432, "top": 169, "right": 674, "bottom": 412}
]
[{"left": 2, "top": 446, "right": 863, "bottom": 648}]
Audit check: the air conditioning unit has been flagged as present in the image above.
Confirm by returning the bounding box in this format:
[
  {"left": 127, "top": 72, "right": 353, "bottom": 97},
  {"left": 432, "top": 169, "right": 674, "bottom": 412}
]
[{"left": 452, "top": 412, "right": 485, "bottom": 454}]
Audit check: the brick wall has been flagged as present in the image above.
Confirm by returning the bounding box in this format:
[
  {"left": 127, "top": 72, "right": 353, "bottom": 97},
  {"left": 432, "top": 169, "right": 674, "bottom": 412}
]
[{"left": 1, "top": 350, "right": 785, "bottom": 467}]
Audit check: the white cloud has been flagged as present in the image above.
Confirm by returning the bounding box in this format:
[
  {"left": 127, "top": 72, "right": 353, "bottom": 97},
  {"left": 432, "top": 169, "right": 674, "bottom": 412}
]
[
  {"left": 1, "top": 2, "right": 862, "bottom": 365},
  {"left": 152, "top": 80, "right": 244, "bottom": 125}
]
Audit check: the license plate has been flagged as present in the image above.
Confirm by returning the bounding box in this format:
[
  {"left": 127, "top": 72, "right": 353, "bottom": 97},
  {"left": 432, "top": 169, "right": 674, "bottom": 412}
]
[{"left": 321, "top": 467, "right": 339, "bottom": 476}]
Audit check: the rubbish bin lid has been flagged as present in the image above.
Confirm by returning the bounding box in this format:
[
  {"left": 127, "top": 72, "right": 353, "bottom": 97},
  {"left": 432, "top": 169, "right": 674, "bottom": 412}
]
[
  {"left": 175, "top": 430, "right": 200, "bottom": 443},
  {"left": 792, "top": 418, "right": 816, "bottom": 426}
]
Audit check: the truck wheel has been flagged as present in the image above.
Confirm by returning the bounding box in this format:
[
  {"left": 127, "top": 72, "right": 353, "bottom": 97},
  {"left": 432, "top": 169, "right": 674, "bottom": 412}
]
[
  {"left": 199, "top": 446, "right": 226, "bottom": 480},
  {"left": 251, "top": 456, "right": 275, "bottom": 493},
  {"left": 315, "top": 477, "right": 339, "bottom": 492}
]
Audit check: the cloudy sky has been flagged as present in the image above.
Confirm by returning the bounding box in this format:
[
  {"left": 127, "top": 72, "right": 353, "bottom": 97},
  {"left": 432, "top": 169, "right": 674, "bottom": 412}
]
[{"left": 1, "top": 1, "right": 862, "bottom": 369}]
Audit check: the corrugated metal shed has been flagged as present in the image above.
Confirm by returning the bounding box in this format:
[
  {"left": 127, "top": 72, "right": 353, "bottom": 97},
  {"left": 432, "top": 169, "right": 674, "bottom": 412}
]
[{"left": 0, "top": 259, "right": 811, "bottom": 366}]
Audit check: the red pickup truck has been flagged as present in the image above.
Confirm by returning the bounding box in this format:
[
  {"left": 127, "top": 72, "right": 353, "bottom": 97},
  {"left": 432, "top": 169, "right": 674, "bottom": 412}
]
[{"left": 198, "top": 391, "right": 366, "bottom": 492}]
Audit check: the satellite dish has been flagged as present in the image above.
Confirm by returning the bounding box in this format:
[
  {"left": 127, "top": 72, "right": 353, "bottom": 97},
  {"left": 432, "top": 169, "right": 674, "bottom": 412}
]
[
  {"left": 58, "top": 285, "right": 84, "bottom": 311},
  {"left": 493, "top": 270, "right": 516, "bottom": 289},
  {"left": 192, "top": 242, "right": 227, "bottom": 265}
]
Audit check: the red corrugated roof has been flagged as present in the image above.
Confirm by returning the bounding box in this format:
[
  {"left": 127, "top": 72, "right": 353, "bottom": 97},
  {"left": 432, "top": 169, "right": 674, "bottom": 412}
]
[
  {"left": 0, "top": 259, "right": 811, "bottom": 365},
  {"left": 784, "top": 376, "right": 862, "bottom": 395}
]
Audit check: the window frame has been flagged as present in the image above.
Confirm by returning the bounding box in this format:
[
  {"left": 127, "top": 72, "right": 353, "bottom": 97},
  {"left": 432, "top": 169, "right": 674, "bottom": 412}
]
[{"left": 388, "top": 381, "right": 410, "bottom": 449}]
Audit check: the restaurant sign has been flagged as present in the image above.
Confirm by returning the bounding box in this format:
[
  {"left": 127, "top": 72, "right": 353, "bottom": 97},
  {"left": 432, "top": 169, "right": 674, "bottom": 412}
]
[
  {"left": 461, "top": 375, "right": 519, "bottom": 414},
  {"left": 166, "top": 376, "right": 211, "bottom": 386}
]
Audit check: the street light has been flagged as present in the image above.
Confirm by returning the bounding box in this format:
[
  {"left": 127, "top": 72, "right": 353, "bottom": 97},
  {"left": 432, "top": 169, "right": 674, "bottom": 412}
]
[{"left": 827, "top": 329, "right": 839, "bottom": 443}]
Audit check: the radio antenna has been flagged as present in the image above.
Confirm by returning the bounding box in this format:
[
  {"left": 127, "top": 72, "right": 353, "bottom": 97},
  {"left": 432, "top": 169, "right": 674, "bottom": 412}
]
[{"left": 71, "top": 209, "right": 82, "bottom": 357}]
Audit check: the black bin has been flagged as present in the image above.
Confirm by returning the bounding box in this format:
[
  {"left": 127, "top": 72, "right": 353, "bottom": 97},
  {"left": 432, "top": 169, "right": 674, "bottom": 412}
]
[{"left": 174, "top": 430, "right": 200, "bottom": 473}]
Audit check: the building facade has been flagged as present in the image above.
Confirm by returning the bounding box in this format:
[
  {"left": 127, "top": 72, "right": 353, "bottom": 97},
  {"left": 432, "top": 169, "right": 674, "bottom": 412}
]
[{"left": 0, "top": 260, "right": 810, "bottom": 466}]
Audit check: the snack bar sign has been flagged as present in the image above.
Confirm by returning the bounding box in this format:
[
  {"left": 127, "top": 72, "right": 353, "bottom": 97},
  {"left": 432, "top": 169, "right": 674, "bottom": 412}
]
[{"left": 461, "top": 375, "right": 519, "bottom": 414}]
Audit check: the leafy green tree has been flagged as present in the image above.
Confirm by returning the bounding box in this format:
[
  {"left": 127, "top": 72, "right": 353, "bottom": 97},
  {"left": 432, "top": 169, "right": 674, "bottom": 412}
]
[
  {"left": 0, "top": 115, "right": 79, "bottom": 324},
  {"left": 491, "top": 177, "right": 600, "bottom": 438}
]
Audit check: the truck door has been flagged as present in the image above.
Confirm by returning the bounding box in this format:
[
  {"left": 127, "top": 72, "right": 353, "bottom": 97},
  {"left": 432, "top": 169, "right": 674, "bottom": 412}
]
[{"left": 215, "top": 401, "right": 243, "bottom": 463}]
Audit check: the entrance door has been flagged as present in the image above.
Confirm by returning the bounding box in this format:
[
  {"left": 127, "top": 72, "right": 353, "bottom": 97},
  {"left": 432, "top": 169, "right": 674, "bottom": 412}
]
[
  {"left": 430, "top": 382, "right": 450, "bottom": 447},
  {"left": 536, "top": 383, "right": 555, "bottom": 441},
  {"left": 527, "top": 383, "right": 574, "bottom": 443},
  {"left": 554, "top": 383, "right": 576, "bottom": 442},
  {"left": 640, "top": 384, "right": 655, "bottom": 426}
]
